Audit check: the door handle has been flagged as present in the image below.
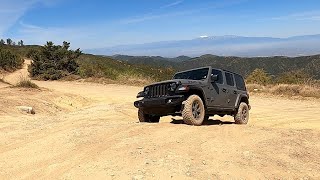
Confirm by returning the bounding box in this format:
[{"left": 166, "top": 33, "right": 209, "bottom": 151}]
[{"left": 222, "top": 88, "right": 227, "bottom": 92}]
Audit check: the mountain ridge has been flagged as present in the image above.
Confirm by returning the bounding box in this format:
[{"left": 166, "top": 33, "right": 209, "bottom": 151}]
[
  {"left": 86, "top": 34, "right": 320, "bottom": 57},
  {"left": 111, "top": 53, "right": 320, "bottom": 79}
]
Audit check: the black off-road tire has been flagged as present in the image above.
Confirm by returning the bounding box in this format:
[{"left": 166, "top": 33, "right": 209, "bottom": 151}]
[
  {"left": 138, "top": 109, "right": 160, "bottom": 123},
  {"left": 150, "top": 116, "right": 160, "bottom": 123},
  {"left": 182, "top": 95, "right": 205, "bottom": 126},
  {"left": 234, "top": 102, "right": 249, "bottom": 124},
  {"left": 202, "top": 115, "right": 210, "bottom": 125}
]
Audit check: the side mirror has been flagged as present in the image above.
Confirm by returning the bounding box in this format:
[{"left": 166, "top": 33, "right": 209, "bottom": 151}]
[{"left": 211, "top": 74, "right": 218, "bottom": 82}]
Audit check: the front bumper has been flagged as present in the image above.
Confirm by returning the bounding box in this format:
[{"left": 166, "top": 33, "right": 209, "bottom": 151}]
[{"left": 134, "top": 95, "right": 185, "bottom": 108}]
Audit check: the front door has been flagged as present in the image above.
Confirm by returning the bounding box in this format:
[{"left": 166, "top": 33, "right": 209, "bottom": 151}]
[{"left": 207, "top": 69, "right": 228, "bottom": 108}]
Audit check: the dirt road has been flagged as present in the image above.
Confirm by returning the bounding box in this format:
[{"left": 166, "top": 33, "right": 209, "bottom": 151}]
[{"left": 0, "top": 60, "right": 320, "bottom": 179}]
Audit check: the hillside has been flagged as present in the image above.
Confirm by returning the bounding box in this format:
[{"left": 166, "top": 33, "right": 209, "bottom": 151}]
[
  {"left": 0, "top": 44, "right": 175, "bottom": 83},
  {"left": 113, "top": 54, "right": 320, "bottom": 79},
  {"left": 111, "top": 55, "right": 191, "bottom": 68},
  {"left": 179, "top": 54, "right": 320, "bottom": 79},
  {"left": 112, "top": 55, "right": 191, "bottom": 62},
  {"left": 77, "top": 54, "right": 175, "bottom": 83},
  {"left": 2, "top": 44, "right": 320, "bottom": 81},
  {"left": 111, "top": 55, "right": 177, "bottom": 68},
  {"left": 0, "top": 45, "right": 41, "bottom": 57}
]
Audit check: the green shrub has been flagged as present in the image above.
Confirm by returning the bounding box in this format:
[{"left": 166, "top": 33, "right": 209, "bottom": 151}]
[
  {"left": 0, "top": 49, "right": 24, "bottom": 71},
  {"left": 28, "top": 41, "right": 81, "bottom": 80},
  {"left": 26, "top": 49, "right": 38, "bottom": 59},
  {"left": 246, "top": 68, "right": 272, "bottom": 85}
]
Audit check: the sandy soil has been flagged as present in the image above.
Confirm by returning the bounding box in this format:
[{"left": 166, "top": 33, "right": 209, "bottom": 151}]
[{"left": 0, "top": 60, "right": 319, "bottom": 179}]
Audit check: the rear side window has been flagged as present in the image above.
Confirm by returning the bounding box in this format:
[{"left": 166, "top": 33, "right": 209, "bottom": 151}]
[
  {"left": 225, "top": 72, "right": 235, "bottom": 86},
  {"left": 211, "top": 69, "right": 223, "bottom": 84},
  {"left": 234, "top": 74, "right": 246, "bottom": 91}
]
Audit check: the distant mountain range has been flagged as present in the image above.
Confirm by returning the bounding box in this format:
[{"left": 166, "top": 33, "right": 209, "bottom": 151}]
[
  {"left": 111, "top": 54, "right": 320, "bottom": 79},
  {"left": 86, "top": 34, "right": 320, "bottom": 57}
]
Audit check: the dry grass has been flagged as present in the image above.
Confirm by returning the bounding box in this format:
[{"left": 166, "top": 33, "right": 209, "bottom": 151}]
[
  {"left": 247, "top": 83, "right": 320, "bottom": 98},
  {"left": 246, "top": 84, "right": 265, "bottom": 92},
  {"left": 13, "top": 76, "right": 39, "bottom": 89},
  {"left": 60, "top": 74, "right": 82, "bottom": 81}
]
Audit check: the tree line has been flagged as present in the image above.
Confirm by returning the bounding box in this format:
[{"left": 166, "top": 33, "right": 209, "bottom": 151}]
[{"left": 0, "top": 38, "right": 24, "bottom": 46}]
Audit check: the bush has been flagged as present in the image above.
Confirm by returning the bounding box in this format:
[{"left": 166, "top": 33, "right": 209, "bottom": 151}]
[
  {"left": 28, "top": 41, "right": 81, "bottom": 80},
  {"left": 0, "top": 49, "right": 24, "bottom": 71},
  {"left": 14, "top": 76, "right": 39, "bottom": 89},
  {"left": 246, "top": 68, "right": 272, "bottom": 85},
  {"left": 276, "top": 70, "right": 312, "bottom": 84},
  {"left": 26, "top": 49, "right": 38, "bottom": 59}
]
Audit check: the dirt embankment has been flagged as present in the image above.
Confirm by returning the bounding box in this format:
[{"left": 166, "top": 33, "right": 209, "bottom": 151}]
[{"left": 0, "top": 60, "right": 320, "bottom": 179}]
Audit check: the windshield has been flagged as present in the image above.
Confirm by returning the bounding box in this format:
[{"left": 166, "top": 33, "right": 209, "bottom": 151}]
[{"left": 173, "top": 68, "right": 209, "bottom": 80}]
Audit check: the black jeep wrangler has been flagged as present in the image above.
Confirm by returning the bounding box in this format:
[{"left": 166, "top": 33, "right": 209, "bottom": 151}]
[{"left": 134, "top": 67, "right": 250, "bottom": 126}]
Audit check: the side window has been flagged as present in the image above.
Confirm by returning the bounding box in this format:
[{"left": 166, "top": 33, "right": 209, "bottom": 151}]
[
  {"left": 225, "top": 72, "right": 235, "bottom": 86},
  {"left": 211, "top": 69, "right": 223, "bottom": 84},
  {"left": 234, "top": 74, "right": 246, "bottom": 91}
]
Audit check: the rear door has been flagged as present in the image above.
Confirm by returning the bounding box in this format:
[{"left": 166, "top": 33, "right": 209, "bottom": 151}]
[
  {"left": 224, "top": 72, "right": 238, "bottom": 109},
  {"left": 234, "top": 74, "right": 247, "bottom": 92}
]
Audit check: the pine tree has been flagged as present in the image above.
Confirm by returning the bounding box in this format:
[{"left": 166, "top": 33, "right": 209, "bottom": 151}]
[
  {"left": 28, "top": 41, "right": 82, "bottom": 80},
  {"left": 0, "top": 39, "right": 5, "bottom": 45},
  {"left": 6, "top": 38, "right": 12, "bottom": 45},
  {"left": 18, "top": 40, "right": 24, "bottom": 46}
]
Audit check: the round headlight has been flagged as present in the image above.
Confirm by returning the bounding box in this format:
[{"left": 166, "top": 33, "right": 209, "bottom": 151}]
[
  {"left": 144, "top": 87, "right": 150, "bottom": 94},
  {"left": 169, "top": 83, "right": 177, "bottom": 91}
]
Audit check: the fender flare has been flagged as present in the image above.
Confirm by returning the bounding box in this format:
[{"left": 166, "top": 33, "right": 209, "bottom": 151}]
[
  {"left": 234, "top": 94, "right": 249, "bottom": 109},
  {"left": 185, "top": 86, "right": 207, "bottom": 107}
]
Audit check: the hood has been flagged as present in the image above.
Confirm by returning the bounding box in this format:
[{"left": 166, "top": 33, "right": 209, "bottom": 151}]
[{"left": 147, "top": 79, "right": 207, "bottom": 87}]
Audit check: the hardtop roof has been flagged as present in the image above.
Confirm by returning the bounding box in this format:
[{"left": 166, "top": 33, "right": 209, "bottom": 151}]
[{"left": 175, "top": 66, "right": 243, "bottom": 77}]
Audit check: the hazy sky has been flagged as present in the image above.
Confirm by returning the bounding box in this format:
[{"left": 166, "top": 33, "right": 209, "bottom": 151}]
[{"left": 1, "top": 0, "right": 320, "bottom": 49}]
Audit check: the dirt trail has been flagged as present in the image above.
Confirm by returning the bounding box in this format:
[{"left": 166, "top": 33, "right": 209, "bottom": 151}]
[
  {"left": 2, "top": 59, "right": 31, "bottom": 85},
  {"left": 0, "top": 60, "right": 320, "bottom": 179}
]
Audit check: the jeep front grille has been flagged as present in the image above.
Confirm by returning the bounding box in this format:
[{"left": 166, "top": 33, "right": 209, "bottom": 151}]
[{"left": 147, "top": 83, "right": 170, "bottom": 98}]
